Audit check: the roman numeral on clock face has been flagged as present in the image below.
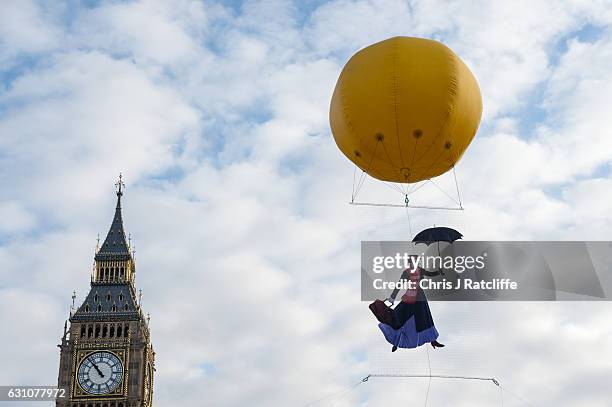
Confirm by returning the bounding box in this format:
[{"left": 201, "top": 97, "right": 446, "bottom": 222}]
[{"left": 77, "top": 351, "right": 124, "bottom": 395}]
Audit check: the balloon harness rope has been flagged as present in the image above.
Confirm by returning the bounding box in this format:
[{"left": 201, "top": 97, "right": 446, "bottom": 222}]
[{"left": 349, "top": 138, "right": 464, "bottom": 211}]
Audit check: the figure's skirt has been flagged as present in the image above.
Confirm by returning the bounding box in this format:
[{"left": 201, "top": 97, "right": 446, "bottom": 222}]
[{"left": 378, "top": 317, "right": 439, "bottom": 349}]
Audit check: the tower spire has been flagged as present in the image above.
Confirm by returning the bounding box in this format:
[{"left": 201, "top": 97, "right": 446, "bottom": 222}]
[
  {"left": 92, "top": 174, "right": 135, "bottom": 284},
  {"left": 115, "top": 172, "right": 125, "bottom": 198},
  {"left": 96, "top": 174, "right": 131, "bottom": 261}
]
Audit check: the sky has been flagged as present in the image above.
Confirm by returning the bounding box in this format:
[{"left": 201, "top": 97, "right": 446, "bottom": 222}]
[{"left": 1, "top": 0, "right": 612, "bottom": 406}]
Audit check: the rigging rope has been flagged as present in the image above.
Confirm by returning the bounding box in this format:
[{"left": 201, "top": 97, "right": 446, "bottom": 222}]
[
  {"left": 499, "top": 384, "right": 537, "bottom": 407},
  {"left": 424, "top": 345, "right": 432, "bottom": 407},
  {"left": 302, "top": 372, "right": 536, "bottom": 407},
  {"left": 407, "top": 179, "right": 428, "bottom": 195},
  {"left": 452, "top": 166, "right": 463, "bottom": 208},
  {"left": 301, "top": 378, "right": 364, "bottom": 407},
  {"left": 427, "top": 179, "right": 461, "bottom": 206},
  {"left": 351, "top": 163, "right": 358, "bottom": 202},
  {"left": 381, "top": 180, "right": 408, "bottom": 195},
  {"left": 353, "top": 140, "right": 381, "bottom": 198},
  {"left": 404, "top": 206, "right": 413, "bottom": 240},
  {"left": 348, "top": 161, "right": 464, "bottom": 210},
  {"left": 354, "top": 170, "right": 367, "bottom": 200},
  {"left": 349, "top": 201, "right": 464, "bottom": 210},
  {"left": 365, "top": 373, "right": 500, "bottom": 383}
]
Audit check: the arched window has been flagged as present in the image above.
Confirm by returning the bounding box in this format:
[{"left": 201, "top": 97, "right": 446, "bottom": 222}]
[
  {"left": 124, "top": 324, "right": 129, "bottom": 336},
  {"left": 94, "top": 294, "right": 98, "bottom": 302},
  {"left": 107, "top": 293, "right": 111, "bottom": 302},
  {"left": 119, "top": 293, "right": 124, "bottom": 302},
  {"left": 97, "top": 304, "right": 102, "bottom": 312},
  {"left": 95, "top": 324, "right": 100, "bottom": 338},
  {"left": 80, "top": 325, "right": 85, "bottom": 338},
  {"left": 112, "top": 305, "right": 117, "bottom": 312},
  {"left": 117, "top": 325, "right": 122, "bottom": 337},
  {"left": 87, "top": 325, "right": 93, "bottom": 338},
  {"left": 124, "top": 304, "right": 129, "bottom": 311},
  {"left": 102, "top": 325, "right": 108, "bottom": 337},
  {"left": 110, "top": 325, "right": 115, "bottom": 337},
  {"left": 85, "top": 305, "right": 90, "bottom": 312}
]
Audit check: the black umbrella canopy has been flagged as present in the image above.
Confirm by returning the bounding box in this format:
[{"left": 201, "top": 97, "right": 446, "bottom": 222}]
[{"left": 412, "top": 227, "right": 463, "bottom": 244}]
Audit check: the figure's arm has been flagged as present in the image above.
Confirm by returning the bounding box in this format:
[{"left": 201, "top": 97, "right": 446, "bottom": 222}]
[{"left": 387, "top": 269, "right": 410, "bottom": 304}]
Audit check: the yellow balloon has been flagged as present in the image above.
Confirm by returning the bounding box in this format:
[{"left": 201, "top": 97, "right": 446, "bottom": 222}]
[{"left": 330, "top": 36, "right": 482, "bottom": 183}]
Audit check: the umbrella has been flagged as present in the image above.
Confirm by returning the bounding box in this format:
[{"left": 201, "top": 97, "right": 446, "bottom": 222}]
[
  {"left": 412, "top": 227, "right": 462, "bottom": 277},
  {"left": 388, "top": 227, "right": 463, "bottom": 297},
  {"left": 413, "top": 226, "right": 463, "bottom": 244}
]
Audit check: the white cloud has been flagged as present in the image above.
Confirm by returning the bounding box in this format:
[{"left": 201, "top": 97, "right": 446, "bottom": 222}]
[
  {"left": 71, "top": 1, "right": 208, "bottom": 66},
  {"left": 0, "top": 201, "right": 36, "bottom": 233},
  {"left": 1, "top": 0, "right": 612, "bottom": 406},
  {"left": 0, "top": 1, "right": 63, "bottom": 65},
  {"left": 0, "top": 49, "right": 200, "bottom": 221}
]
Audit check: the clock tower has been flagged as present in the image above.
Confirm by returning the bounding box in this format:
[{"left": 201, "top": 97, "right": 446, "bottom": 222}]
[{"left": 57, "top": 176, "right": 155, "bottom": 407}]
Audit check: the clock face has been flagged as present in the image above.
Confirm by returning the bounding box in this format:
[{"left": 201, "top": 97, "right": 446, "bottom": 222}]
[{"left": 77, "top": 351, "right": 124, "bottom": 395}]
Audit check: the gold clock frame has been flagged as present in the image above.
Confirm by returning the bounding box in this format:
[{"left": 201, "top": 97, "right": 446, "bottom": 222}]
[{"left": 71, "top": 340, "right": 130, "bottom": 400}]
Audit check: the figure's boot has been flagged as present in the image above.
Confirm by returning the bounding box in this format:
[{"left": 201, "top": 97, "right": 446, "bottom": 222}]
[
  {"left": 431, "top": 340, "right": 445, "bottom": 349},
  {"left": 392, "top": 345, "right": 398, "bottom": 352}
]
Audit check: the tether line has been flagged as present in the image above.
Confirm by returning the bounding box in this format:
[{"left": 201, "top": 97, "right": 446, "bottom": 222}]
[
  {"left": 499, "top": 384, "right": 537, "bottom": 407},
  {"left": 300, "top": 377, "right": 365, "bottom": 407},
  {"left": 382, "top": 180, "right": 408, "bottom": 195},
  {"left": 405, "top": 206, "right": 413, "bottom": 240},
  {"left": 452, "top": 165, "right": 462, "bottom": 208},
  {"left": 353, "top": 139, "right": 381, "bottom": 199},
  {"left": 351, "top": 163, "right": 358, "bottom": 202},
  {"left": 349, "top": 201, "right": 464, "bottom": 210},
  {"left": 428, "top": 179, "right": 460, "bottom": 206},
  {"left": 302, "top": 373, "right": 536, "bottom": 407},
  {"left": 407, "top": 179, "right": 428, "bottom": 195},
  {"left": 424, "top": 345, "right": 432, "bottom": 406},
  {"left": 366, "top": 373, "right": 500, "bottom": 384}
]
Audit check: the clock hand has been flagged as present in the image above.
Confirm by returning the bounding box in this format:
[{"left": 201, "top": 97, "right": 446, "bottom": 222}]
[{"left": 88, "top": 357, "right": 105, "bottom": 378}]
